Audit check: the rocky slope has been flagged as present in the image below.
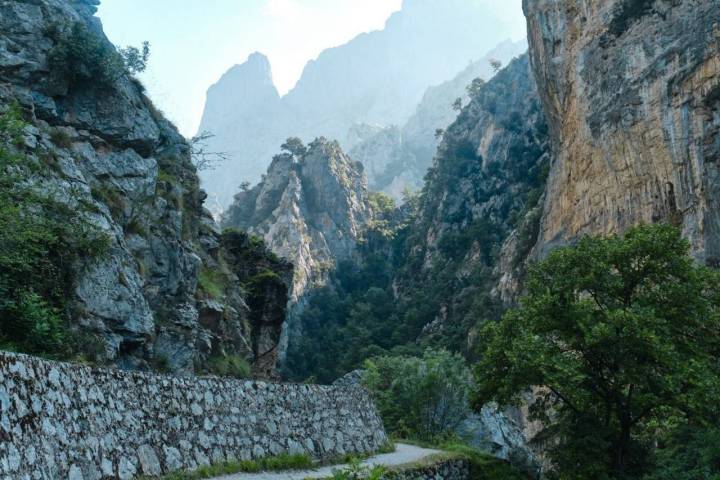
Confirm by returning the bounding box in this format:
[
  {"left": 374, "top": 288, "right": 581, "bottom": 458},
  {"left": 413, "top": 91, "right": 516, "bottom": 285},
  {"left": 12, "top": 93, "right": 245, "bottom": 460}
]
[
  {"left": 0, "top": 0, "right": 291, "bottom": 378},
  {"left": 222, "top": 138, "right": 373, "bottom": 361},
  {"left": 396, "top": 53, "right": 550, "bottom": 349},
  {"left": 524, "top": 0, "right": 720, "bottom": 262},
  {"left": 350, "top": 39, "right": 528, "bottom": 199},
  {"left": 198, "top": 0, "right": 526, "bottom": 208}
]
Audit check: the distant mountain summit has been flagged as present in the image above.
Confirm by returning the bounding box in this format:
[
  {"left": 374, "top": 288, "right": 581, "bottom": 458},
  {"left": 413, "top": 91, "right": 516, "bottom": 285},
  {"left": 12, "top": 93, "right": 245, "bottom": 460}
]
[{"left": 198, "top": 0, "right": 526, "bottom": 209}]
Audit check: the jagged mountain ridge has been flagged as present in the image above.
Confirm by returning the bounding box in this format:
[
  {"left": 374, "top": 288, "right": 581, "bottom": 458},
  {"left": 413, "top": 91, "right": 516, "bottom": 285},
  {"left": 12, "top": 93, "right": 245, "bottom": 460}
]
[
  {"left": 198, "top": 0, "right": 527, "bottom": 209},
  {"left": 0, "top": 0, "right": 291, "bottom": 378}
]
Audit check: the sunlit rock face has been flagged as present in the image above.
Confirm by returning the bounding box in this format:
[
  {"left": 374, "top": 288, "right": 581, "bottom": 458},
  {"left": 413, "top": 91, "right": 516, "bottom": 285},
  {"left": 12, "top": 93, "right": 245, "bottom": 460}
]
[
  {"left": 524, "top": 0, "right": 720, "bottom": 263},
  {"left": 197, "top": 0, "right": 527, "bottom": 209},
  {"left": 222, "top": 138, "right": 373, "bottom": 362}
]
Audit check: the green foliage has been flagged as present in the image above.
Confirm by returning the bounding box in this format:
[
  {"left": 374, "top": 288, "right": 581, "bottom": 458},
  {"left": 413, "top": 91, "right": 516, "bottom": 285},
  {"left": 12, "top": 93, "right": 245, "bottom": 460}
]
[
  {"left": 49, "top": 128, "right": 74, "bottom": 149},
  {"left": 48, "top": 22, "right": 125, "bottom": 87},
  {"left": 327, "top": 458, "right": 386, "bottom": 480},
  {"left": 205, "top": 354, "right": 251, "bottom": 379},
  {"left": 363, "top": 349, "right": 472, "bottom": 441},
  {"left": 91, "top": 185, "right": 125, "bottom": 220},
  {"left": 242, "top": 269, "right": 283, "bottom": 295},
  {"left": 438, "top": 443, "right": 525, "bottom": 480},
  {"left": 141, "top": 453, "right": 313, "bottom": 480},
  {"left": 47, "top": 22, "right": 151, "bottom": 89},
  {"left": 369, "top": 192, "right": 397, "bottom": 215},
  {"left": 281, "top": 137, "right": 308, "bottom": 158},
  {"left": 474, "top": 224, "right": 720, "bottom": 479},
  {"left": 645, "top": 426, "right": 720, "bottom": 480},
  {"left": 367, "top": 192, "right": 399, "bottom": 239},
  {"left": 118, "top": 41, "right": 150, "bottom": 74},
  {"left": 466, "top": 77, "right": 485, "bottom": 99},
  {"left": 0, "top": 104, "right": 110, "bottom": 359},
  {"left": 197, "top": 266, "right": 226, "bottom": 299}
]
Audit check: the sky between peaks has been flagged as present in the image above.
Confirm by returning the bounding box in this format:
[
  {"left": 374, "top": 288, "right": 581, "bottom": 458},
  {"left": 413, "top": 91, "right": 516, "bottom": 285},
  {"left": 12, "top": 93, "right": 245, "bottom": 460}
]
[{"left": 97, "top": 0, "right": 526, "bottom": 137}]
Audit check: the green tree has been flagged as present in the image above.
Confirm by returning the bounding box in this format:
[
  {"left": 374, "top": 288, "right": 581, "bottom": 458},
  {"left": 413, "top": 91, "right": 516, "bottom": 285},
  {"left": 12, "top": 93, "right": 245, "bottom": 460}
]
[
  {"left": 466, "top": 77, "right": 485, "bottom": 99},
  {"left": 452, "top": 97, "right": 463, "bottom": 111},
  {"left": 281, "top": 137, "right": 307, "bottom": 158},
  {"left": 118, "top": 41, "right": 150, "bottom": 74},
  {"left": 646, "top": 426, "right": 720, "bottom": 480},
  {"left": 474, "top": 225, "right": 720, "bottom": 479},
  {"left": 364, "top": 349, "right": 472, "bottom": 441}
]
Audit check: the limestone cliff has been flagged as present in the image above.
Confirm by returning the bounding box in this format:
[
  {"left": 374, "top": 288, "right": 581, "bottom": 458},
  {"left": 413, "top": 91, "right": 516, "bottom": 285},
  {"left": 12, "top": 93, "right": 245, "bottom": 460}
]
[
  {"left": 0, "top": 0, "right": 290, "bottom": 378},
  {"left": 523, "top": 0, "right": 720, "bottom": 261},
  {"left": 222, "top": 138, "right": 373, "bottom": 361}
]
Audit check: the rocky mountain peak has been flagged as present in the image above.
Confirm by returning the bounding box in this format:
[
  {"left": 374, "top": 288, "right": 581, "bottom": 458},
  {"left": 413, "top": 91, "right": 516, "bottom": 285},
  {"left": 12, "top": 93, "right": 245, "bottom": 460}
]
[
  {"left": 210, "top": 52, "right": 276, "bottom": 94},
  {"left": 222, "top": 137, "right": 373, "bottom": 362}
]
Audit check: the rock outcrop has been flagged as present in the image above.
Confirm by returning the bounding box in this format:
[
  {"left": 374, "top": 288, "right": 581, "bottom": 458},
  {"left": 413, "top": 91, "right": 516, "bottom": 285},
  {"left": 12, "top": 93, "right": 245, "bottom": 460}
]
[
  {"left": 0, "top": 0, "right": 290, "bottom": 377},
  {"left": 198, "top": 0, "right": 528, "bottom": 208},
  {"left": 222, "top": 138, "right": 373, "bottom": 362},
  {"left": 523, "top": 0, "right": 720, "bottom": 262}
]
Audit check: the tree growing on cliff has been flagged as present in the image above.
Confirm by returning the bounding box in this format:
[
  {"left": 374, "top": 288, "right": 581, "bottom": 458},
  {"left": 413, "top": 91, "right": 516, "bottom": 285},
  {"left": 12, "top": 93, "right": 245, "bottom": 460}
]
[
  {"left": 281, "top": 137, "right": 307, "bottom": 158},
  {"left": 190, "top": 131, "right": 228, "bottom": 171},
  {"left": 473, "top": 224, "right": 720, "bottom": 479}
]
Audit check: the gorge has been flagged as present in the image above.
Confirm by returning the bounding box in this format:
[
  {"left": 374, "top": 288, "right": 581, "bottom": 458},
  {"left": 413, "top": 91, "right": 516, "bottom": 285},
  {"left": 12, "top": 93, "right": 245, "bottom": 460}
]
[{"left": 0, "top": 0, "right": 719, "bottom": 479}]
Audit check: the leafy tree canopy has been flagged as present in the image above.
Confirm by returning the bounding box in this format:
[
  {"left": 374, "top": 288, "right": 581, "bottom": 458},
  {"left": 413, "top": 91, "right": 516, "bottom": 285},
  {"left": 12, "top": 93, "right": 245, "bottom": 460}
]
[
  {"left": 474, "top": 224, "right": 720, "bottom": 479},
  {"left": 364, "top": 349, "right": 472, "bottom": 441}
]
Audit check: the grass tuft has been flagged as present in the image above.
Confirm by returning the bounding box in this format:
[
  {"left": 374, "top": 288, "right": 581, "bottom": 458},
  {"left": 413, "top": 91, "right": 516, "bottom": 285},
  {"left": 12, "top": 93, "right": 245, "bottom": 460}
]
[{"left": 140, "top": 453, "right": 313, "bottom": 480}]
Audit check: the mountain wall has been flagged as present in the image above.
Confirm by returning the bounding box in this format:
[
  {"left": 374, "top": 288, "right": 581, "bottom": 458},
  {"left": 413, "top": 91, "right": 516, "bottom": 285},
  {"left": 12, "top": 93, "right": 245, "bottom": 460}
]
[
  {"left": 524, "top": 0, "right": 720, "bottom": 261},
  {"left": 396, "top": 53, "right": 550, "bottom": 350},
  {"left": 0, "top": 0, "right": 291, "bottom": 378},
  {"left": 198, "top": 0, "right": 527, "bottom": 208}
]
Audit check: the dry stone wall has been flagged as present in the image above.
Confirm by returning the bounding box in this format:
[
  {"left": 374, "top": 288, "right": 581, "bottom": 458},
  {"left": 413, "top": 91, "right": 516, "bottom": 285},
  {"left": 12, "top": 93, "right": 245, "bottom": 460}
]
[
  {"left": 0, "top": 352, "right": 388, "bottom": 480},
  {"left": 384, "top": 457, "right": 471, "bottom": 480}
]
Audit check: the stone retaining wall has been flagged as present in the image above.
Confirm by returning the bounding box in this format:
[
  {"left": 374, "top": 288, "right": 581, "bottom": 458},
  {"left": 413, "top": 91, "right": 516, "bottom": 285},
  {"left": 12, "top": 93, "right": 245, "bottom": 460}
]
[
  {"left": 0, "top": 352, "right": 388, "bottom": 479},
  {"left": 385, "top": 457, "right": 471, "bottom": 479}
]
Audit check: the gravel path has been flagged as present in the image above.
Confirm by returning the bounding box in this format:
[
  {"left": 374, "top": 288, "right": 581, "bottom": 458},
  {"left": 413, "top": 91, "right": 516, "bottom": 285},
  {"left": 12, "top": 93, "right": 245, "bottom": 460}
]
[{"left": 212, "top": 443, "right": 441, "bottom": 480}]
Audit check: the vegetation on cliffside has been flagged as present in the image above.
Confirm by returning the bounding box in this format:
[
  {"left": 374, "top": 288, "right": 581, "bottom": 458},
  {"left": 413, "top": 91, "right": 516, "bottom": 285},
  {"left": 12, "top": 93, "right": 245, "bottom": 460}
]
[
  {"left": 286, "top": 55, "right": 549, "bottom": 384},
  {"left": 0, "top": 104, "right": 109, "bottom": 359}
]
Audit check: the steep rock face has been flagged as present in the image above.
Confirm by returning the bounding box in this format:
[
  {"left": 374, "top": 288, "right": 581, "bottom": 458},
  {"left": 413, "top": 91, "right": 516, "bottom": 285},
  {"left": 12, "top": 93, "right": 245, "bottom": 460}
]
[
  {"left": 397, "top": 54, "right": 550, "bottom": 349},
  {"left": 0, "top": 0, "right": 289, "bottom": 377},
  {"left": 198, "top": 0, "right": 526, "bottom": 208},
  {"left": 524, "top": 0, "right": 720, "bottom": 261},
  {"left": 222, "top": 138, "right": 373, "bottom": 361}
]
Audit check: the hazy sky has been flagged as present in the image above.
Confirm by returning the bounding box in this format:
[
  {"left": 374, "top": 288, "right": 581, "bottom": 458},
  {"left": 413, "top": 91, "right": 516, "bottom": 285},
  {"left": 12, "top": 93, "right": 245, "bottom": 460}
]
[{"left": 97, "top": 0, "right": 526, "bottom": 137}]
